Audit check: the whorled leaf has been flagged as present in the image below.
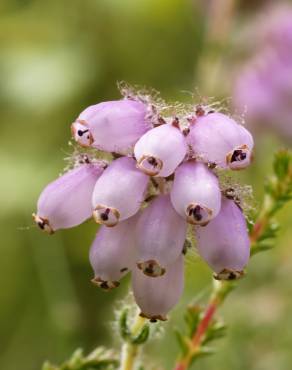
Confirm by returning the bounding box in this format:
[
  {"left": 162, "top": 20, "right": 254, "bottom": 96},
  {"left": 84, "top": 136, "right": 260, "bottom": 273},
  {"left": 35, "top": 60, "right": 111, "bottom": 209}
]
[{"left": 42, "top": 348, "right": 119, "bottom": 370}]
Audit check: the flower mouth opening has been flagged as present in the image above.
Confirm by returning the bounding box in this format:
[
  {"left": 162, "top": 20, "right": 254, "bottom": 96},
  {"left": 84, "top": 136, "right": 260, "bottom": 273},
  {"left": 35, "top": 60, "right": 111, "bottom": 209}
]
[
  {"left": 227, "top": 145, "right": 251, "bottom": 170},
  {"left": 137, "top": 155, "right": 163, "bottom": 176},
  {"left": 186, "top": 204, "right": 212, "bottom": 226},
  {"left": 213, "top": 269, "right": 245, "bottom": 281},
  {"left": 71, "top": 119, "right": 94, "bottom": 147},
  {"left": 91, "top": 276, "right": 120, "bottom": 290},
  {"left": 137, "top": 260, "right": 166, "bottom": 277},
  {"left": 32, "top": 213, "right": 54, "bottom": 234},
  {"left": 139, "top": 312, "right": 167, "bottom": 322},
  {"left": 93, "top": 206, "right": 120, "bottom": 227}
]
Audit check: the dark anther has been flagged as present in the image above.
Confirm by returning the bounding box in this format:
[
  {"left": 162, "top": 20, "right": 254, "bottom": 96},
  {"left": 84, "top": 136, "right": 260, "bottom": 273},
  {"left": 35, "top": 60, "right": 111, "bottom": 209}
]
[
  {"left": 150, "top": 318, "right": 157, "bottom": 323},
  {"left": 182, "top": 128, "right": 190, "bottom": 136},
  {"left": 145, "top": 266, "right": 154, "bottom": 274},
  {"left": 100, "top": 213, "right": 109, "bottom": 221},
  {"left": 228, "top": 272, "right": 237, "bottom": 280},
  {"left": 231, "top": 150, "right": 247, "bottom": 163},
  {"left": 38, "top": 222, "right": 45, "bottom": 230},
  {"left": 147, "top": 156, "right": 157, "bottom": 166},
  {"left": 100, "top": 281, "right": 109, "bottom": 290},
  {"left": 120, "top": 267, "right": 128, "bottom": 273},
  {"left": 192, "top": 205, "right": 203, "bottom": 221},
  {"left": 172, "top": 117, "right": 180, "bottom": 128},
  {"left": 208, "top": 110, "right": 215, "bottom": 114},
  {"left": 77, "top": 129, "right": 89, "bottom": 137}
]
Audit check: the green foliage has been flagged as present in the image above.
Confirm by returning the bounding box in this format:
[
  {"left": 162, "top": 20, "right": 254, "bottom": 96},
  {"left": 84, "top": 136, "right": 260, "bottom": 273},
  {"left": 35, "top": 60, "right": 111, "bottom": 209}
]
[
  {"left": 131, "top": 325, "right": 150, "bottom": 345},
  {"left": 250, "top": 222, "right": 280, "bottom": 256},
  {"left": 273, "top": 150, "right": 291, "bottom": 181},
  {"left": 202, "top": 322, "right": 227, "bottom": 346},
  {"left": 174, "top": 303, "right": 227, "bottom": 363},
  {"left": 42, "top": 348, "right": 119, "bottom": 370},
  {"left": 119, "top": 309, "right": 150, "bottom": 345},
  {"left": 251, "top": 149, "right": 292, "bottom": 255},
  {"left": 265, "top": 150, "right": 292, "bottom": 215}
]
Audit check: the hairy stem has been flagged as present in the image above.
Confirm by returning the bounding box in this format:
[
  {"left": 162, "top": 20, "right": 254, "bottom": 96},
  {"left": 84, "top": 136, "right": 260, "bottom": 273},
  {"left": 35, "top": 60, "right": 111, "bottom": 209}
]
[{"left": 119, "top": 313, "right": 147, "bottom": 370}]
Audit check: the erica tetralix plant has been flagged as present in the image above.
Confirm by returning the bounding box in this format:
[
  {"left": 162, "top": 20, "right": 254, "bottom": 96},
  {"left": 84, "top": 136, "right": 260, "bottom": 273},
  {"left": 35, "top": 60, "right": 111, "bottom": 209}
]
[{"left": 33, "top": 84, "right": 254, "bottom": 322}]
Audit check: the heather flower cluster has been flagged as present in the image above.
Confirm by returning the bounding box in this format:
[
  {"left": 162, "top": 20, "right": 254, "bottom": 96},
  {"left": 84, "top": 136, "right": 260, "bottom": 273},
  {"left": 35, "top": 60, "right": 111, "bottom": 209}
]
[
  {"left": 233, "top": 3, "right": 292, "bottom": 139},
  {"left": 33, "top": 87, "right": 254, "bottom": 322}
]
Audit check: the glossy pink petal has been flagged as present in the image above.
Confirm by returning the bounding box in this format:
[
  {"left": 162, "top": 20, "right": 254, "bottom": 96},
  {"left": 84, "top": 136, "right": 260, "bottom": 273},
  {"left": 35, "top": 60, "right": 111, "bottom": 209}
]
[
  {"left": 195, "top": 197, "right": 250, "bottom": 280},
  {"left": 170, "top": 162, "right": 221, "bottom": 226},
  {"left": 89, "top": 215, "right": 138, "bottom": 290},
  {"left": 33, "top": 163, "right": 104, "bottom": 233},
  {"left": 136, "top": 195, "right": 187, "bottom": 277},
  {"left": 134, "top": 124, "right": 187, "bottom": 177},
  {"left": 132, "top": 255, "right": 184, "bottom": 321},
  {"left": 187, "top": 112, "right": 254, "bottom": 170},
  {"left": 72, "top": 99, "right": 150, "bottom": 153},
  {"left": 92, "top": 157, "right": 149, "bottom": 226}
]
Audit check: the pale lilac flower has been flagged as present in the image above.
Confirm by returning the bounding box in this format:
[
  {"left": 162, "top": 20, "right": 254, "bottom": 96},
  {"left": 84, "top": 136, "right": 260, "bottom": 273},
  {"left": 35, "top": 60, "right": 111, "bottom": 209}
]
[
  {"left": 187, "top": 112, "right": 254, "bottom": 170},
  {"left": 134, "top": 123, "right": 187, "bottom": 177},
  {"left": 170, "top": 161, "right": 221, "bottom": 226},
  {"left": 132, "top": 255, "right": 184, "bottom": 321},
  {"left": 89, "top": 215, "right": 138, "bottom": 290},
  {"left": 136, "top": 195, "right": 187, "bottom": 277},
  {"left": 71, "top": 99, "right": 151, "bottom": 153},
  {"left": 92, "top": 157, "right": 148, "bottom": 227},
  {"left": 234, "top": 47, "right": 292, "bottom": 139},
  {"left": 255, "top": 4, "right": 292, "bottom": 50},
  {"left": 33, "top": 163, "right": 104, "bottom": 234},
  {"left": 233, "top": 4, "right": 292, "bottom": 140},
  {"left": 195, "top": 197, "right": 250, "bottom": 280}
]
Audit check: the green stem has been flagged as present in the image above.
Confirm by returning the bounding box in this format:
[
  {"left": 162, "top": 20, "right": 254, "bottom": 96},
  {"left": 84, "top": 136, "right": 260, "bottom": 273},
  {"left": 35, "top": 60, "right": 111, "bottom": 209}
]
[{"left": 119, "top": 314, "right": 147, "bottom": 370}]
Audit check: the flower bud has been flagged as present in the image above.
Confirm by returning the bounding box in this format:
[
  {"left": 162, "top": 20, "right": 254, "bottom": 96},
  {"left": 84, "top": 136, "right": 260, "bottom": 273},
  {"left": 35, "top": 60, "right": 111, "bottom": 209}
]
[
  {"left": 134, "top": 123, "right": 187, "bottom": 177},
  {"left": 195, "top": 197, "right": 250, "bottom": 280},
  {"left": 33, "top": 163, "right": 104, "bottom": 234},
  {"left": 71, "top": 99, "right": 150, "bottom": 153},
  {"left": 136, "top": 195, "right": 187, "bottom": 277},
  {"left": 187, "top": 113, "right": 254, "bottom": 170},
  {"left": 89, "top": 215, "right": 138, "bottom": 290},
  {"left": 92, "top": 157, "right": 148, "bottom": 226},
  {"left": 132, "top": 255, "right": 184, "bottom": 321},
  {"left": 170, "top": 162, "right": 221, "bottom": 226}
]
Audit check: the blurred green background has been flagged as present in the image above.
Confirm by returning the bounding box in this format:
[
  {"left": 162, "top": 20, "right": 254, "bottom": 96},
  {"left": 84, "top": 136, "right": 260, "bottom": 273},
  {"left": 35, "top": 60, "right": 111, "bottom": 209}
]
[{"left": 0, "top": 1, "right": 291, "bottom": 369}]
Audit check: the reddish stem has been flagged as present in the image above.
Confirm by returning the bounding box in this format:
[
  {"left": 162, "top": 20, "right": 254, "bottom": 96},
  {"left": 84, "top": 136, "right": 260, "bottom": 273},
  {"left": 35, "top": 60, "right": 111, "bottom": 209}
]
[
  {"left": 192, "top": 301, "right": 217, "bottom": 347},
  {"left": 173, "top": 300, "right": 218, "bottom": 370},
  {"left": 249, "top": 220, "right": 263, "bottom": 243},
  {"left": 174, "top": 363, "right": 188, "bottom": 370}
]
